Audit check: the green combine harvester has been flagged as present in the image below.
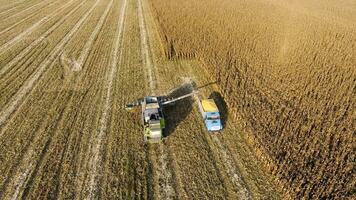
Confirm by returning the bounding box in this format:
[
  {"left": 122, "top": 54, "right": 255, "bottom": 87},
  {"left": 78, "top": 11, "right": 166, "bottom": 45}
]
[{"left": 126, "top": 86, "right": 223, "bottom": 143}]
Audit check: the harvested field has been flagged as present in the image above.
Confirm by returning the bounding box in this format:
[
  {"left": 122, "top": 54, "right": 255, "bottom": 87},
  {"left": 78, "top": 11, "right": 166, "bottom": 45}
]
[{"left": 1, "top": 0, "right": 351, "bottom": 199}]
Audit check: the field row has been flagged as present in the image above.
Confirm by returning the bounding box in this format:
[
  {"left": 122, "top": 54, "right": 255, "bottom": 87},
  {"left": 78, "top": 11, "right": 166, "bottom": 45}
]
[{"left": 0, "top": 0, "right": 125, "bottom": 198}]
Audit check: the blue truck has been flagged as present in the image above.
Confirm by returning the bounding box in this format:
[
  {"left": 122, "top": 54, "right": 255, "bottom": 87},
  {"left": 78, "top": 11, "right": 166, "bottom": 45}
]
[{"left": 196, "top": 98, "right": 223, "bottom": 131}]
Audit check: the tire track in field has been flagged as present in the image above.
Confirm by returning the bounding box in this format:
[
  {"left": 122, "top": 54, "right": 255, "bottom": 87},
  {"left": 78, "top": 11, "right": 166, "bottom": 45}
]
[
  {"left": 0, "top": 0, "right": 23, "bottom": 11},
  {"left": 0, "top": 0, "right": 27, "bottom": 15},
  {"left": 4, "top": 0, "right": 111, "bottom": 191},
  {"left": 24, "top": 0, "right": 113, "bottom": 194},
  {"left": 211, "top": 135, "right": 253, "bottom": 199},
  {"left": 0, "top": 64, "right": 61, "bottom": 199},
  {"left": 85, "top": 0, "right": 127, "bottom": 198},
  {"left": 138, "top": 0, "right": 155, "bottom": 95},
  {"left": 152, "top": 1, "right": 252, "bottom": 195},
  {"left": 73, "top": 0, "right": 113, "bottom": 72},
  {"left": 0, "top": 0, "right": 82, "bottom": 77},
  {"left": 0, "top": 17, "right": 48, "bottom": 52},
  {"left": 11, "top": 163, "right": 33, "bottom": 200},
  {"left": 0, "top": 0, "right": 61, "bottom": 35},
  {"left": 191, "top": 69, "right": 252, "bottom": 198},
  {"left": 138, "top": 0, "right": 177, "bottom": 199},
  {"left": 142, "top": 0, "right": 252, "bottom": 197},
  {"left": 0, "top": 0, "right": 99, "bottom": 128},
  {"left": 0, "top": 1, "right": 102, "bottom": 197},
  {"left": 143, "top": 1, "right": 189, "bottom": 198},
  {"left": 188, "top": 59, "right": 252, "bottom": 197},
  {"left": 187, "top": 63, "right": 252, "bottom": 198},
  {"left": 1, "top": 0, "right": 53, "bottom": 21}
]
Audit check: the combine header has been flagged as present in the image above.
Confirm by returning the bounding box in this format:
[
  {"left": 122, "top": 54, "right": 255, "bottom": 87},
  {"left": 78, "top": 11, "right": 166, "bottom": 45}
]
[{"left": 125, "top": 86, "right": 223, "bottom": 143}]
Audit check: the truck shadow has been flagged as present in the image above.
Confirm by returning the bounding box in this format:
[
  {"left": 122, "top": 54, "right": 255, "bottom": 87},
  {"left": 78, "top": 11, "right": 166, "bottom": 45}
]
[
  {"left": 163, "top": 82, "right": 195, "bottom": 137},
  {"left": 209, "top": 91, "right": 228, "bottom": 126}
]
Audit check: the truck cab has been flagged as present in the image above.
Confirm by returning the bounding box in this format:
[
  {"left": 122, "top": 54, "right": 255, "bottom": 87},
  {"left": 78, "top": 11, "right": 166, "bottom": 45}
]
[{"left": 200, "top": 99, "right": 223, "bottom": 131}]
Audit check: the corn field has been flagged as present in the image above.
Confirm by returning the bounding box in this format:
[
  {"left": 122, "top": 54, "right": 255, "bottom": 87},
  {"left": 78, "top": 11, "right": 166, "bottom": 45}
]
[{"left": 149, "top": 0, "right": 355, "bottom": 199}]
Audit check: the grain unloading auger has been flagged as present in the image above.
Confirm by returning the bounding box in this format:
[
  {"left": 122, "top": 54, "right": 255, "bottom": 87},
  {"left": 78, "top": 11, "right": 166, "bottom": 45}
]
[{"left": 125, "top": 86, "right": 223, "bottom": 143}]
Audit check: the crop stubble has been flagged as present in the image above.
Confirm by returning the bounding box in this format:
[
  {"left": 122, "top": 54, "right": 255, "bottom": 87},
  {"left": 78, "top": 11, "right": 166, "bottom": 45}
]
[{"left": 0, "top": 0, "right": 111, "bottom": 198}]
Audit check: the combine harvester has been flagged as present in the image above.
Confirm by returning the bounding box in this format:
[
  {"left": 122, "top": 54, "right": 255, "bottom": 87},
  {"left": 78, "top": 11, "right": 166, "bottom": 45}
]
[{"left": 126, "top": 86, "right": 223, "bottom": 143}]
